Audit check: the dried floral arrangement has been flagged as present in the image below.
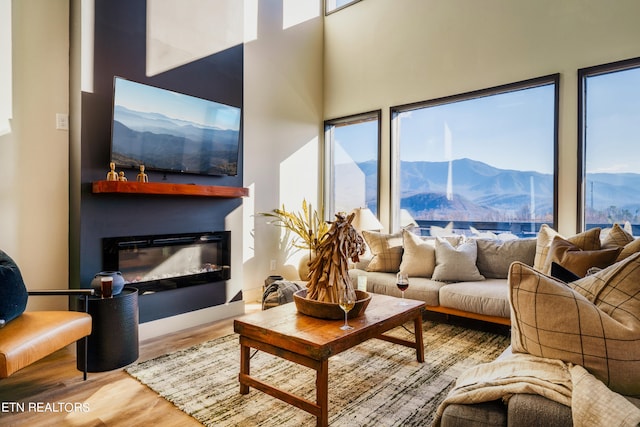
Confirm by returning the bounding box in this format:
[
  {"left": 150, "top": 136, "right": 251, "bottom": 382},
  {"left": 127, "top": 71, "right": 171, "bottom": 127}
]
[
  {"left": 259, "top": 200, "right": 329, "bottom": 252},
  {"left": 306, "top": 212, "right": 366, "bottom": 303}
]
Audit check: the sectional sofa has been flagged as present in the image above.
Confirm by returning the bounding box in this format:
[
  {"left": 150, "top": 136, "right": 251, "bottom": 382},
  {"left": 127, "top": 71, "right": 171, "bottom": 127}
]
[
  {"left": 348, "top": 229, "right": 536, "bottom": 326},
  {"left": 349, "top": 225, "right": 640, "bottom": 426}
]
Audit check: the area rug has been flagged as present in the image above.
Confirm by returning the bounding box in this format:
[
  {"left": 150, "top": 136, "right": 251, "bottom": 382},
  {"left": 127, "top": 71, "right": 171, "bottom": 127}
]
[{"left": 126, "top": 321, "right": 509, "bottom": 426}]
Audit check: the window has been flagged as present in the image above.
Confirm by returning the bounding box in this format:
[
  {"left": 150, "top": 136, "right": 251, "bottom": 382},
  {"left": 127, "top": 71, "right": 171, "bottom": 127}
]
[
  {"left": 391, "top": 75, "right": 559, "bottom": 237},
  {"left": 324, "top": 110, "right": 380, "bottom": 219},
  {"left": 579, "top": 58, "right": 640, "bottom": 235},
  {"left": 325, "top": 0, "right": 361, "bottom": 15}
]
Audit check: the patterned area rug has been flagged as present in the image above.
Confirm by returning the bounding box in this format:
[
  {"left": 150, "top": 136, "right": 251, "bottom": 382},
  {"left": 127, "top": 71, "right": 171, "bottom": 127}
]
[{"left": 126, "top": 321, "right": 509, "bottom": 426}]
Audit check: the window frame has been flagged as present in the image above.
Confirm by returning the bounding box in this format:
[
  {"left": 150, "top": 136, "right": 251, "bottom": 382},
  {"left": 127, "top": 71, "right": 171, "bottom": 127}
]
[
  {"left": 577, "top": 56, "right": 640, "bottom": 232},
  {"left": 323, "top": 109, "right": 382, "bottom": 221},
  {"left": 390, "top": 74, "right": 560, "bottom": 234},
  {"left": 325, "top": 0, "right": 362, "bottom": 15}
]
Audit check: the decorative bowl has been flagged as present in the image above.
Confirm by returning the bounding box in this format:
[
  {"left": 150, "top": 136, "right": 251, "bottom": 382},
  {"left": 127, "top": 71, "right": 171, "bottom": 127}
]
[{"left": 293, "top": 289, "right": 371, "bottom": 320}]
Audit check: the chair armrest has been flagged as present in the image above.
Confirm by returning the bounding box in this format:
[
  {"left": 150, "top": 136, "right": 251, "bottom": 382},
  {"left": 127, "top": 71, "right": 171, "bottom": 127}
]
[
  {"left": 28, "top": 289, "right": 95, "bottom": 296},
  {"left": 27, "top": 289, "right": 95, "bottom": 313}
]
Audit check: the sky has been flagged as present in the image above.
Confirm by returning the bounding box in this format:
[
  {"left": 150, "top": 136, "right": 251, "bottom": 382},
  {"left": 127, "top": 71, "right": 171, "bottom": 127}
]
[
  {"left": 397, "top": 85, "right": 556, "bottom": 174},
  {"left": 585, "top": 67, "right": 640, "bottom": 174},
  {"left": 113, "top": 77, "right": 241, "bottom": 131},
  {"left": 333, "top": 66, "right": 640, "bottom": 176}
]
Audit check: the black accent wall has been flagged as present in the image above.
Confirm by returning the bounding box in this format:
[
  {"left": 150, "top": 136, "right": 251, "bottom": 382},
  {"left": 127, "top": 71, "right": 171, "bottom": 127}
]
[{"left": 71, "top": 0, "right": 243, "bottom": 322}]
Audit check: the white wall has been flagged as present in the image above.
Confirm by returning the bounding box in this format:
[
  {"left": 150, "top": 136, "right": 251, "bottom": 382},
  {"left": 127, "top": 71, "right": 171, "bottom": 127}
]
[
  {"left": 0, "top": 0, "right": 70, "bottom": 310},
  {"left": 242, "top": 0, "right": 324, "bottom": 302},
  {"left": 2, "top": 0, "right": 324, "bottom": 322},
  {"left": 323, "top": 0, "right": 640, "bottom": 236}
]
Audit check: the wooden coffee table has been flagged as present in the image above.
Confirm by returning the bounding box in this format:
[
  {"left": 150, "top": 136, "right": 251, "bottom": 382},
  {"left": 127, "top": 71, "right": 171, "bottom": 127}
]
[{"left": 233, "top": 293, "right": 425, "bottom": 427}]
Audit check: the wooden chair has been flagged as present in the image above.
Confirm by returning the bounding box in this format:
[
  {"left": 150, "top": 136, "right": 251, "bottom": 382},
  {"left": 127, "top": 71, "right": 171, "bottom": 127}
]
[{"left": 0, "top": 289, "right": 94, "bottom": 380}]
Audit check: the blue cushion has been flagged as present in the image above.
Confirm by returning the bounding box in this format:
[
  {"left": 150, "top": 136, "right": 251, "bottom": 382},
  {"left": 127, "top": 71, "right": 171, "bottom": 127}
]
[{"left": 0, "top": 250, "right": 28, "bottom": 326}]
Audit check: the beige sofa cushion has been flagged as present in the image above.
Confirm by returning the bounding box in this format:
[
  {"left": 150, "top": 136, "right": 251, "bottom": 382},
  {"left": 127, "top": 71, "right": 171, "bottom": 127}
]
[
  {"left": 362, "top": 231, "right": 403, "bottom": 273},
  {"left": 439, "top": 279, "right": 510, "bottom": 318},
  {"left": 509, "top": 256, "right": 640, "bottom": 395},
  {"left": 348, "top": 268, "right": 443, "bottom": 306},
  {"left": 475, "top": 238, "right": 536, "bottom": 279},
  {"left": 533, "top": 225, "right": 601, "bottom": 271}
]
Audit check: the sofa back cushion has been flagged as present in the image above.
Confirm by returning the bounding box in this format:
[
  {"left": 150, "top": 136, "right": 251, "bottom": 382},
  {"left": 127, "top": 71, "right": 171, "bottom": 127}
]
[{"left": 475, "top": 238, "right": 536, "bottom": 279}]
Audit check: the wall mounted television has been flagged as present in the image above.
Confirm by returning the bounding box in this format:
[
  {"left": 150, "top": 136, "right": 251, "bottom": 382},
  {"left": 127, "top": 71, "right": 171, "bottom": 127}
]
[{"left": 110, "top": 76, "right": 241, "bottom": 176}]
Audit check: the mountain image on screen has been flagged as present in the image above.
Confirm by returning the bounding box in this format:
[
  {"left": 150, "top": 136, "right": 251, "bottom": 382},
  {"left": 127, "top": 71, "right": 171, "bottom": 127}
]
[{"left": 112, "top": 105, "right": 239, "bottom": 176}]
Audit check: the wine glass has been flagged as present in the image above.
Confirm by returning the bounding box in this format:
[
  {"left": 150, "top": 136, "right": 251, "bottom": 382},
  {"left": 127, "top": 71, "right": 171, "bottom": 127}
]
[
  {"left": 338, "top": 285, "right": 357, "bottom": 330},
  {"left": 396, "top": 272, "right": 409, "bottom": 305}
]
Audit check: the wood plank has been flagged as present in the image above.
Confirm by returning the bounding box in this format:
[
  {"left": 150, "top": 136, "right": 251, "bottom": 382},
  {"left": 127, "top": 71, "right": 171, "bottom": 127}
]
[
  {"left": 425, "top": 305, "right": 511, "bottom": 326},
  {"left": 0, "top": 303, "right": 260, "bottom": 426},
  {"left": 92, "top": 180, "right": 249, "bottom": 198}
]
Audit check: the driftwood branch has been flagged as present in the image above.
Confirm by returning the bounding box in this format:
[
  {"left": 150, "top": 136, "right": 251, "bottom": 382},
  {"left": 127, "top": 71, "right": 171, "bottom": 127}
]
[{"left": 306, "top": 212, "right": 366, "bottom": 303}]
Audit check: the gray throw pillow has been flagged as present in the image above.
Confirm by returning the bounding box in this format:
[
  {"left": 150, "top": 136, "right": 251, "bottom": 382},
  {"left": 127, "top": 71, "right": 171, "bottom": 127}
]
[{"left": 432, "top": 238, "right": 485, "bottom": 282}]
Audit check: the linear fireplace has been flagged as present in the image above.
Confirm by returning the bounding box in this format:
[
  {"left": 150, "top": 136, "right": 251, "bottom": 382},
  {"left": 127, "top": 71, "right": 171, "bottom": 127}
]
[{"left": 102, "top": 231, "right": 230, "bottom": 295}]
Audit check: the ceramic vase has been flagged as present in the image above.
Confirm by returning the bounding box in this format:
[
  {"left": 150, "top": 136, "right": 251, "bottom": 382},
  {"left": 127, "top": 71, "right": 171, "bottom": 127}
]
[{"left": 90, "top": 271, "right": 126, "bottom": 296}]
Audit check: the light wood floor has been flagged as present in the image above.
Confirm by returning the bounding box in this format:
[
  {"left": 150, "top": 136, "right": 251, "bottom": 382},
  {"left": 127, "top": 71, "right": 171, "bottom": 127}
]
[{"left": 0, "top": 303, "right": 262, "bottom": 427}]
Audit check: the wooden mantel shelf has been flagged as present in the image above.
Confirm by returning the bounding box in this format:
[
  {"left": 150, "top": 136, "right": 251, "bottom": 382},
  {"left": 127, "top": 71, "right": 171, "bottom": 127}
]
[{"left": 92, "top": 180, "right": 249, "bottom": 198}]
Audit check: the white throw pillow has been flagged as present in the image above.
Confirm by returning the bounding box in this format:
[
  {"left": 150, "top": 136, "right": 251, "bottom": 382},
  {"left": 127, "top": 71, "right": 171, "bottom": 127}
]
[
  {"left": 432, "top": 238, "right": 485, "bottom": 282},
  {"left": 399, "top": 230, "right": 436, "bottom": 278}
]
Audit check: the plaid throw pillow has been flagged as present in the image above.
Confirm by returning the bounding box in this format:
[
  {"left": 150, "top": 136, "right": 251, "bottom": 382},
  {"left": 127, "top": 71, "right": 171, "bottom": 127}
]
[
  {"left": 362, "top": 231, "right": 403, "bottom": 273},
  {"left": 533, "top": 224, "right": 601, "bottom": 271},
  {"left": 601, "top": 223, "right": 635, "bottom": 249},
  {"left": 509, "top": 255, "right": 640, "bottom": 396}
]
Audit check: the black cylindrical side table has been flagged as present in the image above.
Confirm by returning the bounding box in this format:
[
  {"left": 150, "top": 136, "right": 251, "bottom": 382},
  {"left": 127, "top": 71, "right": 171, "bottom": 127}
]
[{"left": 77, "top": 287, "right": 139, "bottom": 372}]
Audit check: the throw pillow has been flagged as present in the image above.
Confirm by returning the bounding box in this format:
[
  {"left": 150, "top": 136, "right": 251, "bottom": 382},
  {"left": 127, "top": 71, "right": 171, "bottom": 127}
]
[
  {"left": 362, "top": 230, "right": 403, "bottom": 273},
  {"left": 601, "top": 223, "right": 635, "bottom": 249},
  {"left": 542, "top": 235, "right": 621, "bottom": 277},
  {"left": 533, "top": 224, "right": 601, "bottom": 271},
  {"left": 475, "top": 238, "right": 536, "bottom": 279},
  {"left": 432, "top": 238, "right": 485, "bottom": 282},
  {"left": 398, "top": 230, "right": 436, "bottom": 278},
  {"left": 616, "top": 237, "right": 640, "bottom": 262},
  {"left": 509, "top": 257, "right": 640, "bottom": 395},
  {"left": 0, "top": 250, "right": 28, "bottom": 326}
]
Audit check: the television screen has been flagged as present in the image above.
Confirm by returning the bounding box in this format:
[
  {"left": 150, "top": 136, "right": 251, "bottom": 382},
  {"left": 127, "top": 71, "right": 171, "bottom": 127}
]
[{"left": 110, "top": 77, "right": 241, "bottom": 176}]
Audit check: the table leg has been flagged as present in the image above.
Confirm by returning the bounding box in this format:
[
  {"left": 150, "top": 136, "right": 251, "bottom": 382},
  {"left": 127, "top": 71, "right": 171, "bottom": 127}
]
[
  {"left": 240, "top": 343, "right": 250, "bottom": 394},
  {"left": 316, "top": 359, "right": 329, "bottom": 427},
  {"left": 414, "top": 314, "right": 425, "bottom": 363}
]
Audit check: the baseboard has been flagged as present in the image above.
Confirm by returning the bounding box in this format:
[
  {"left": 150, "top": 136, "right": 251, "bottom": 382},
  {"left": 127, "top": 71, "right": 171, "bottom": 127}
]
[{"left": 138, "top": 300, "right": 245, "bottom": 341}]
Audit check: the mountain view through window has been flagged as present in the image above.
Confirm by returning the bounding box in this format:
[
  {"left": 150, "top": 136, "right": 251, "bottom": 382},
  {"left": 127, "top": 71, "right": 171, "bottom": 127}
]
[
  {"left": 582, "top": 62, "right": 640, "bottom": 236},
  {"left": 392, "top": 77, "right": 558, "bottom": 237}
]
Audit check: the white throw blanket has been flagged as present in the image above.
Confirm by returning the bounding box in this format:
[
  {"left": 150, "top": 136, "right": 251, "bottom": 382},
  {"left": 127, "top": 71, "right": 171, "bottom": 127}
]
[{"left": 432, "top": 353, "right": 640, "bottom": 427}]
